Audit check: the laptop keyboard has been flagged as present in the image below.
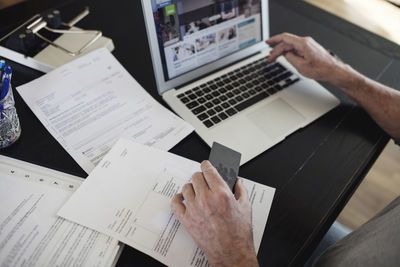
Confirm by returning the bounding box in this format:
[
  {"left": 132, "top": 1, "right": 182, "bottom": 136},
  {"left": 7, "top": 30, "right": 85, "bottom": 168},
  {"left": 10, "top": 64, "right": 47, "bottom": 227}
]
[{"left": 177, "top": 57, "right": 300, "bottom": 128}]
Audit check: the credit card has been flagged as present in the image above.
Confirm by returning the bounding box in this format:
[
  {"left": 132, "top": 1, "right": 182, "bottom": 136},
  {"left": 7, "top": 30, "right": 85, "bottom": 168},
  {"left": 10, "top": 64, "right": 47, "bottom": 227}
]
[{"left": 209, "top": 142, "right": 241, "bottom": 192}]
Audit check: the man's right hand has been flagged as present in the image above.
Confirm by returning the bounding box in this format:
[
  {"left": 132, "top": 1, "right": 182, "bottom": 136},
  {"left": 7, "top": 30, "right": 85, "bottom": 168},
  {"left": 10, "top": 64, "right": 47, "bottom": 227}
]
[{"left": 266, "top": 33, "right": 343, "bottom": 83}]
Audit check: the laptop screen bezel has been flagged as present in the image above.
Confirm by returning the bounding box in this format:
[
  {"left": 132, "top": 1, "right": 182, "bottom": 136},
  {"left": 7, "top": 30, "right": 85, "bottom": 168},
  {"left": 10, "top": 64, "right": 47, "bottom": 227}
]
[{"left": 141, "top": 0, "right": 270, "bottom": 95}]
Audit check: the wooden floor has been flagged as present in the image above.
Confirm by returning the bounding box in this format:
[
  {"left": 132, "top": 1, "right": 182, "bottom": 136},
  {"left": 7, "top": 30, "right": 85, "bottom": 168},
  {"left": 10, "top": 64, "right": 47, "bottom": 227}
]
[
  {"left": 305, "top": 0, "right": 400, "bottom": 230},
  {"left": 306, "top": 0, "right": 400, "bottom": 45}
]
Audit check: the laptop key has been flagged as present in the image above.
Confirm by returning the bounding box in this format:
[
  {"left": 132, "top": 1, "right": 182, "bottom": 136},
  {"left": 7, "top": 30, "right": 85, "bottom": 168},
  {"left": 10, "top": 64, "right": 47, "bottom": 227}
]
[
  {"left": 225, "top": 84, "right": 234, "bottom": 90},
  {"left": 186, "top": 101, "right": 199, "bottom": 109},
  {"left": 250, "top": 73, "right": 258, "bottom": 79},
  {"left": 249, "top": 89, "right": 257, "bottom": 95},
  {"left": 220, "top": 95, "right": 228, "bottom": 101},
  {"left": 181, "top": 97, "right": 190, "bottom": 104},
  {"left": 217, "top": 81, "right": 225, "bottom": 87},
  {"left": 222, "top": 102, "right": 230, "bottom": 109},
  {"left": 193, "top": 87, "right": 200, "bottom": 92},
  {"left": 219, "top": 88, "right": 227, "bottom": 94},
  {"left": 291, "top": 78, "right": 300, "bottom": 84},
  {"left": 196, "top": 91, "right": 204, "bottom": 97},
  {"left": 211, "top": 116, "right": 221, "bottom": 124},
  {"left": 235, "top": 95, "right": 244, "bottom": 102},
  {"left": 205, "top": 94, "right": 213, "bottom": 100},
  {"left": 212, "top": 99, "right": 221, "bottom": 105},
  {"left": 246, "top": 83, "right": 253, "bottom": 89},
  {"left": 227, "top": 92, "right": 234, "bottom": 98},
  {"left": 203, "top": 120, "right": 214, "bottom": 128},
  {"left": 203, "top": 87, "right": 211, "bottom": 93},
  {"left": 188, "top": 94, "right": 197, "bottom": 100},
  {"left": 242, "top": 92, "right": 250, "bottom": 98},
  {"left": 198, "top": 97, "right": 206, "bottom": 104},
  {"left": 208, "top": 109, "right": 216, "bottom": 116},
  {"left": 240, "top": 86, "right": 247, "bottom": 92},
  {"left": 228, "top": 99, "right": 237, "bottom": 105},
  {"left": 200, "top": 83, "right": 207, "bottom": 88},
  {"left": 212, "top": 91, "right": 220, "bottom": 97},
  {"left": 198, "top": 113, "right": 209, "bottom": 121},
  {"left": 267, "top": 88, "right": 277, "bottom": 95},
  {"left": 235, "top": 92, "right": 269, "bottom": 112},
  {"left": 226, "top": 108, "right": 237, "bottom": 116},
  {"left": 205, "top": 102, "right": 214, "bottom": 108},
  {"left": 177, "top": 93, "right": 185, "bottom": 98},
  {"left": 215, "top": 106, "right": 223, "bottom": 112},
  {"left": 233, "top": 89, "right": 241, "bottom": 95},
  {"left": 185, "top": 90, "right": 193, "bottom": 95},
  {"left": 193, "top": 106, "right": 206, "bottom": 115},
  {"left": 219, "top": 112, "right": 228, "bottom": 120}
]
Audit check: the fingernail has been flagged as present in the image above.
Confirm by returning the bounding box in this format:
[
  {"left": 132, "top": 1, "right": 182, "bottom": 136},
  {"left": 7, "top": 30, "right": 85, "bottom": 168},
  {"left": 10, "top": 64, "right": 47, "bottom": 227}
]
[{"left": 202, "top": 160, "right": 211, "bottom": 166}]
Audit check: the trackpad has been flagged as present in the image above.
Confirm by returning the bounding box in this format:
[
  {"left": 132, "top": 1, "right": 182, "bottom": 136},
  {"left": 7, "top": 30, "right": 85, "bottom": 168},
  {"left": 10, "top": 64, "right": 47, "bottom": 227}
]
[{"left": 247, "top": 98, "right": 306, "bottom": 139}]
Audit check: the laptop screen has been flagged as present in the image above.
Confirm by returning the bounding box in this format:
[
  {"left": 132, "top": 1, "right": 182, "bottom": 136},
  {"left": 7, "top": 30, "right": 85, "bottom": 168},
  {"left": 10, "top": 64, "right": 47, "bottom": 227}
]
[{"left": 150, "top": 0, "right": 262, "bottom": 81}]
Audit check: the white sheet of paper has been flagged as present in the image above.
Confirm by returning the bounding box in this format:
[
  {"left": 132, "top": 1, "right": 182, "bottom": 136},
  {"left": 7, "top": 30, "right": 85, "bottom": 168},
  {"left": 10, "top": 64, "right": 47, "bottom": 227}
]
[
  {"left": 17, "top": 48, "right": 193, "bottom": 174},
  {"left": 58, "top": 139, "right": 275, "bottom": 267},
  {"left": 0, "top": 155, "right": 120, "bottom": 267}
]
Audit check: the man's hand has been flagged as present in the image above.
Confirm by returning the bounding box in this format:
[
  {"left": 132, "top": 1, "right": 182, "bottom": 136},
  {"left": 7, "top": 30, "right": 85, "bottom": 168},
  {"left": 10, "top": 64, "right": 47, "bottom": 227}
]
[
  {"left": 171, "top": 161, "right": 259, "bottom": 267},
  {"left": 266, "top": 33, "right": 343, "bottom": 83}
]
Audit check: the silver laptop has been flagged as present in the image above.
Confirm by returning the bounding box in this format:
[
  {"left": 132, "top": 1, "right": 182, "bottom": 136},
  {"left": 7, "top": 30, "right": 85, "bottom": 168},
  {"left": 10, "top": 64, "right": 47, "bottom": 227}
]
[{"left": 142, "top": 0, "right": 340, "bottom": 165}]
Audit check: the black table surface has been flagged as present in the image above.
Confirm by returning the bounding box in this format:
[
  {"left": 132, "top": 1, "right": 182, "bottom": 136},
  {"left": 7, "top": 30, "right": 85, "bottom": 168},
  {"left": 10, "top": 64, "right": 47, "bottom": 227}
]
[{"left": 1, "top": 0, "right": 400, "bottom": 266}]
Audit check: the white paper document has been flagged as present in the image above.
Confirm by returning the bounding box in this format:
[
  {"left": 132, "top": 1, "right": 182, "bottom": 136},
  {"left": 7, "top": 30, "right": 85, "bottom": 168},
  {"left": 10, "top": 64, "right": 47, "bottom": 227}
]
[
  {"left": 58, "top": 139, "right": 275, "bottom": 267},
  {"left": 17, "top": 48, "right": 194, "bottom": 174},
  {"left": 0, "top": 155, "right": 121, "bottom": 267}
]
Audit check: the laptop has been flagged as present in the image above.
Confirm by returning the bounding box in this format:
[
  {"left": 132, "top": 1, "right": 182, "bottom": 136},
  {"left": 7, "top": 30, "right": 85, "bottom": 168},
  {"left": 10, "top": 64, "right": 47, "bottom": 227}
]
[{"left": 141, "top": 0, "right": 340, "bottom": 165}]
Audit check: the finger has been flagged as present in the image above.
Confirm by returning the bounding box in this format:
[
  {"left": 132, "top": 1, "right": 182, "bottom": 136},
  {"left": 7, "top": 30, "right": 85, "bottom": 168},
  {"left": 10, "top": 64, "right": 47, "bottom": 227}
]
[
  {"left": 171, "top": 193, "right": 186, "bottom": 219},
  {"left": 267, "top": 42, "right": 294, "bottom": 63},
  {"left": 266, "top": 33, "right": 303, "bottom": 51},
  {"left": 284, "top": 51, "right": 304, "bottom": 70},
  {"left": 234, "top": 178, "right": 249, "bottom": 202},
  {"left": 200, "top": 160, "right": 227, "bottom": 191},
  {"left": 192, "top": 172, "right": 210, "bottom": 196},
  {"left": 182, "top": 183, "right": 195, "bottom": 203}
]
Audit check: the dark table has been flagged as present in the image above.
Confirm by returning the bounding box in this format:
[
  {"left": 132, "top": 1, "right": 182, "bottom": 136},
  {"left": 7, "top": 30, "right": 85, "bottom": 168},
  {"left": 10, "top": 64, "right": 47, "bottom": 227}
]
[{"left": 1, "top": 0, "right": 400, "bottom": 266}]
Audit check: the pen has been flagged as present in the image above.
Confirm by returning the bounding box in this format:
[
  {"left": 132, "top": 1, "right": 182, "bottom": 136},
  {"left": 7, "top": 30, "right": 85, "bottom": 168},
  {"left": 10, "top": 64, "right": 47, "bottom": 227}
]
[{"left": 1, "top": 65, "right": 12, "bottom": 83}]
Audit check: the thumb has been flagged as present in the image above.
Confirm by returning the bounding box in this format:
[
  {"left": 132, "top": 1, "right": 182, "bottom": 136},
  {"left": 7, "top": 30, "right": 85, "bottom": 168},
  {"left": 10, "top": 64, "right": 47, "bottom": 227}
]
[
  {"left": 234, "top": 178, "right": 249, "bottom": 202},
  {"left": 285, "top": 51, "right": 304, "bottom": 71}
]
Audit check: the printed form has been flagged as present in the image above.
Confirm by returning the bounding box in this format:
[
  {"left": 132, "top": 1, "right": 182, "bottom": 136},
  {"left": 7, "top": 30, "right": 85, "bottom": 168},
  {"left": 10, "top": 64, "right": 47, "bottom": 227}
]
[
  {"left": 58, "top": 139, "right": 275, "bottom": 267},
  {"left": 0, "top": 155, "right": 120, "bottom": 267},
  {"left": 17, "top": 48, "right": 193, "bottom": 174}
]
